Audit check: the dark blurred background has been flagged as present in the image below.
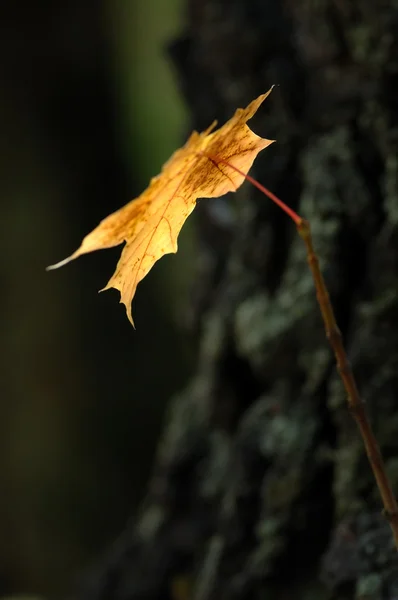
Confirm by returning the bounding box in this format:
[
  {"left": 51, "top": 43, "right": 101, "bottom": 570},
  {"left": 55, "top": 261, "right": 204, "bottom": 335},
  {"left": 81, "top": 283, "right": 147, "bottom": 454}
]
[
  {"left": 5, "top": 1, "right": 398, "bottom": 599},
  {"left": 0, "top": 1, "right": 194, "bottom": 596}
]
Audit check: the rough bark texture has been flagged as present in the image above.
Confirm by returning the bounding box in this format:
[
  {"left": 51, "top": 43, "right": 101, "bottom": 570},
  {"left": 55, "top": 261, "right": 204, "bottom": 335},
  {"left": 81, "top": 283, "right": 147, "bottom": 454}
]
[{"left": 74, "top": 1, "right": 398, "bottom": 599}]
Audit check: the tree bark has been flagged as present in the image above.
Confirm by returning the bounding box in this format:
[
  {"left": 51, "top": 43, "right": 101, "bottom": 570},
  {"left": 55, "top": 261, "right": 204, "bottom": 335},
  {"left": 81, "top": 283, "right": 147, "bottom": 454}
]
[{"left": 74, "top": 1, "right": 398, "bottom": 598}]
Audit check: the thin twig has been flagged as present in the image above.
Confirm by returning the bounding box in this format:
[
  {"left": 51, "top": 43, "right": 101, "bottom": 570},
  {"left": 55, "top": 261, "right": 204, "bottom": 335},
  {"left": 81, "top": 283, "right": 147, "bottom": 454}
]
[
  {"left": 211, "top": 155, "right": 398, "bottom": 549},
  {"left": 297, "top": 218, "right": 398, "bottom": 549}
]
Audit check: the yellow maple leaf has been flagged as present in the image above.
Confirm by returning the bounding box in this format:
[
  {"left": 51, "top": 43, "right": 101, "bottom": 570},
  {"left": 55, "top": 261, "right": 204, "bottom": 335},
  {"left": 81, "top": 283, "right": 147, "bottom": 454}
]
[{"left": 47, "top": 89, "right": 275, "bottom": 326}]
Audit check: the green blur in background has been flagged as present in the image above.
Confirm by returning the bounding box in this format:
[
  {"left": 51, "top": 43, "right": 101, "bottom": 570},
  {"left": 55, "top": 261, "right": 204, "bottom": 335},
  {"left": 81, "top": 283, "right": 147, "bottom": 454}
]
[{"left": 0, "top": 0, "right": 194, "bottom": 596}]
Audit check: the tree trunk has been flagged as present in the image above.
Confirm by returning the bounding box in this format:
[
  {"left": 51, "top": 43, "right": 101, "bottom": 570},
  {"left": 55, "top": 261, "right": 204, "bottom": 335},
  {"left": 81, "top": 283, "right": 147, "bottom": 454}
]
[{"left": 74, "top": 1, "right": 398, "bottom": 598}]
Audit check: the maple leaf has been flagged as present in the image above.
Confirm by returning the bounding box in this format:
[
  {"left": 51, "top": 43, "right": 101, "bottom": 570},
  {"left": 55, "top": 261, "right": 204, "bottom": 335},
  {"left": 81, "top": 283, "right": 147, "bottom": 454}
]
[{"left": 47, "top": 89, "right": 275, "bottom": 326}]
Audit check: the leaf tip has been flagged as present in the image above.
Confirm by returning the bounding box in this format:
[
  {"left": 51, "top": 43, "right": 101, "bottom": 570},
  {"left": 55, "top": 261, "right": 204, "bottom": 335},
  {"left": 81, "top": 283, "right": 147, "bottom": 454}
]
[
  {"left": 46, "top": 255, "right": 74, "bottom": 271},
  {"left": 98, "top": 284, "right": 136, "bottom": 328},
  {"left": 123, "top": 301, "right": 136, "bottom": 329}
]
